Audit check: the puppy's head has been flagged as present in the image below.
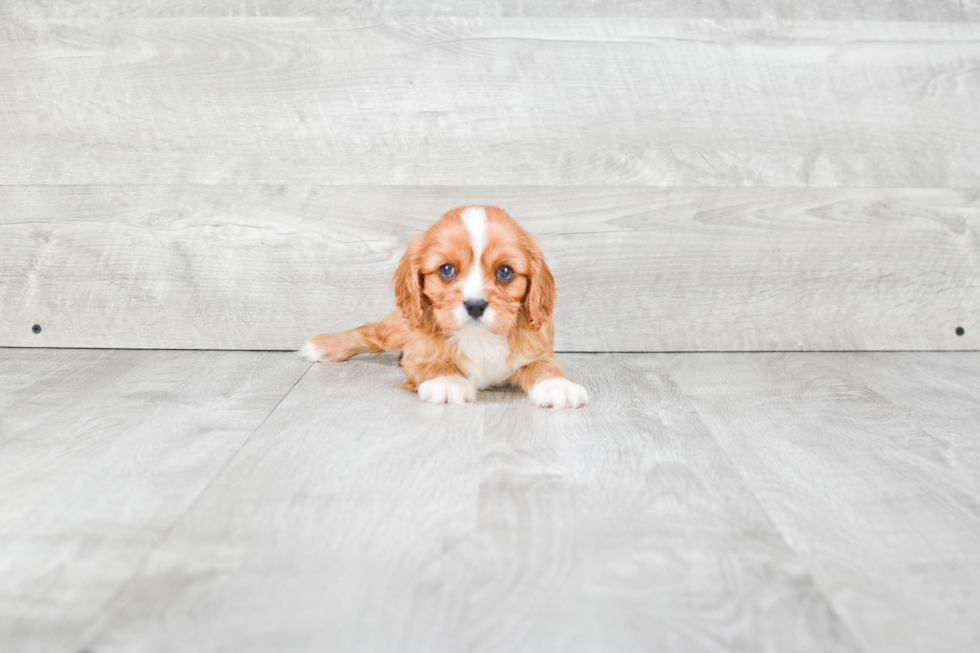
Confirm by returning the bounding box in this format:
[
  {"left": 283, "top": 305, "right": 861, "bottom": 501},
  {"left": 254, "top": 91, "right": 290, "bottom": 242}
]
[{"left": 393, "top": 206, "right": 556, "bottom": 335}]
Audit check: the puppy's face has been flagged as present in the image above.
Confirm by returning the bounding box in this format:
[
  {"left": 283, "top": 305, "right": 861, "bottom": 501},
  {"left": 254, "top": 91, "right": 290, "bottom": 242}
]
[{"left": 394, "top": 206, "right": 556, "bottom": 336}]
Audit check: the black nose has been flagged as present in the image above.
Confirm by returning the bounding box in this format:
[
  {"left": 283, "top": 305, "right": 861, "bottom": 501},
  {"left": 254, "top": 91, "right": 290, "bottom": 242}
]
[{"left": 464, "top": 299, "right": 488, "bottom": 319}]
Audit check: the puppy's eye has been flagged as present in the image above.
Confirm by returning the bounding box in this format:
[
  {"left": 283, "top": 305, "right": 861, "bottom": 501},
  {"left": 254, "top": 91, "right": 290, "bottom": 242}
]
[
  {"left": 496, "top": 265, "right": 514, "bottom": 282},
  {"left": 438, "top": 263, "right": 457, "bottom": 280}
]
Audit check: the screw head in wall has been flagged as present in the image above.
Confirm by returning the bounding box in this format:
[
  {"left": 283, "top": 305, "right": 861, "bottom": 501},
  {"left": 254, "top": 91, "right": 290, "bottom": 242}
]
[
  {"left": 32, "top": 324, "right": 42, "bottom": 334},
  {"left": 956, "top": 326, "right": 965, "bottom": 336}
]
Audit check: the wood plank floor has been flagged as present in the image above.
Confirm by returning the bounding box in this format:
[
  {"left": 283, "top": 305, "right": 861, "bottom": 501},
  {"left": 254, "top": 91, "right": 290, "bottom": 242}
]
[{"left": 1, "top": 348, "right": 978, "bottom": 652}]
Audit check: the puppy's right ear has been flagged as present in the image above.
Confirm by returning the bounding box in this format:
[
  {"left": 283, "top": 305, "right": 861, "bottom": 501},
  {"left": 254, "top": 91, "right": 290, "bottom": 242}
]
[{"left": 393, "top": 235, "right": 425, "bottom": 329}]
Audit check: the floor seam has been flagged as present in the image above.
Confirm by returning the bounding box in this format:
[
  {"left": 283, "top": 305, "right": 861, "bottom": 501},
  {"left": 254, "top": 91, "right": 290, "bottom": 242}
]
[
  {"left": 665, "top": 372, "right": 872, "bottom": 653},
  {"left": 80, "top": 361, "right": 315, "bottom": 646}
]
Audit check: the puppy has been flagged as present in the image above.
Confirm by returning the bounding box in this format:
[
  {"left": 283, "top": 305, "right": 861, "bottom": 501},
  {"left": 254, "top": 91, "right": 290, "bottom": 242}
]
[{"left": 300, "top": 205, "right": 587, "bottom": 409}]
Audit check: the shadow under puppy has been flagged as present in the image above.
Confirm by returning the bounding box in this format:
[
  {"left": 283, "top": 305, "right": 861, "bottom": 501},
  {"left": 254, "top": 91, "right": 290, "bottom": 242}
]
[{"left": 301, "top": 205, "right": 588, "bottom": 409}]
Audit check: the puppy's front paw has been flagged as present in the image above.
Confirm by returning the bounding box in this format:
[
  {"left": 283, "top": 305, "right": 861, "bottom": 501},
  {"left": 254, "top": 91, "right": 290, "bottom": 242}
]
[
  {"left": 418, "top": 375, "right": 477, "bottom": 405},
  {"left": 529, "top": 378, "right": 588, "bottom": 409}
]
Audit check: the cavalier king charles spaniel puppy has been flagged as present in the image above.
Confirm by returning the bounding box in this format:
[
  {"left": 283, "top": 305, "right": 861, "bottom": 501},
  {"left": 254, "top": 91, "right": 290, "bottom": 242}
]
[{"left": 300, "top": 205, "right": 588, "bottom": 409}]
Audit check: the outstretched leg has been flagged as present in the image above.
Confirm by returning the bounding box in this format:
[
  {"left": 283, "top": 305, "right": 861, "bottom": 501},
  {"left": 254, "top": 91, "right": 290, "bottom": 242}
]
[{"left": 300, "top": 310, "right": 408, "bottom": 362}]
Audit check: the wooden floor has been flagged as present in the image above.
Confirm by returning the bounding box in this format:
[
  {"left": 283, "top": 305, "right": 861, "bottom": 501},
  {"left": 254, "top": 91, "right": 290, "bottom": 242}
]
[{"left": 1, "top": 349, "right": 978, "bottom": 652}]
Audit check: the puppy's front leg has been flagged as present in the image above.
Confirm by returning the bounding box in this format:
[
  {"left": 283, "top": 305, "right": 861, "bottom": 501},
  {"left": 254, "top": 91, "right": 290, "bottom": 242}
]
[
  {"left": 512, "top": 356, "right": 588, "bottom": 409},
  {"left": 403, "top": 359, "right": 476, "bottom": 406},
  {"left": 417, "top": 376, "right": 478, "bottom": 405}
]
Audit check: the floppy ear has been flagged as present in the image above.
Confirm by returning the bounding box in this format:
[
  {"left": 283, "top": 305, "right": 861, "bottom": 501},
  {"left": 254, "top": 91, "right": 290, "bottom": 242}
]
[
  {"left": 393, "top": 236, "right": 425, "bottom": 329},
  {"left": 524, "top": 242, "right": 557, "bottom": 330}
]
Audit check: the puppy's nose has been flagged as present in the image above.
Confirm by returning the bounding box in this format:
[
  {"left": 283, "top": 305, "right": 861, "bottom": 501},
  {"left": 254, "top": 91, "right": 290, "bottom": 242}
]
[{"left": 464, "top": 299, "right": 488, "bottom": 319}]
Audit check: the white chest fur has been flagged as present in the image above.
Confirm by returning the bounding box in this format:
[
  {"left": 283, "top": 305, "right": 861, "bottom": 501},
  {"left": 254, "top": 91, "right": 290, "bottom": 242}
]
[{"left": 450, "top": 328, "right": 520, "bottom": 390}]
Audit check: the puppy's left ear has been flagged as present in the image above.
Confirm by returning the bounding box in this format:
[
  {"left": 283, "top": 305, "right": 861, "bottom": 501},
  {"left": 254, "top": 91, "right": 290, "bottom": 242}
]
[{"left": 524, "top": 241, "right": 557, "bottom": 331}]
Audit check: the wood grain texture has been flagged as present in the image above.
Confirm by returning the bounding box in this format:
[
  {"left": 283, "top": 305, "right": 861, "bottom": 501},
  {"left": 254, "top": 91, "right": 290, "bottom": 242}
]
[
  {"left": 4, "top": 349, "right": 977, "bottom": 652},
  {"left": 5, "top": 0, "right": 980, "bottom": 20},
  {"left": 80, "top": 353, "right": 858, "bottom": 653},
  {"left": 2, "top": 18, "right": 979, "bottom": 186},
  {"left": 666, "top": 352, "right": 980, "bottom": 653},
  {"left": 2, "top": 185, "right": 977, "bottom": 351},
  {"left": 7, "top": 0, "right": 980, "bottom": 22},
  {"left": 0, "top": 348, "right": 310, "bottom": 653}
]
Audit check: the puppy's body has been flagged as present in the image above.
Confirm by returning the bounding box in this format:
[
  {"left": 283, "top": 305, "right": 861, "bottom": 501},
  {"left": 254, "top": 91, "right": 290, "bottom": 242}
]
[{"left": 301, "top": 206, "right": 587, "bottom": 409}]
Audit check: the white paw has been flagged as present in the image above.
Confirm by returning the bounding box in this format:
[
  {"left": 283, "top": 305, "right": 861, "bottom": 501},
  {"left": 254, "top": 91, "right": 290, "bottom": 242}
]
[
  {"left": 529, "top": 378, "right": 588, "bottom": 409},
  {"left": 298, "top": 341, "right": 323, "bottom": 362},
  {"left": 417, "top": 375, "right": 477, "bottom": 405}
]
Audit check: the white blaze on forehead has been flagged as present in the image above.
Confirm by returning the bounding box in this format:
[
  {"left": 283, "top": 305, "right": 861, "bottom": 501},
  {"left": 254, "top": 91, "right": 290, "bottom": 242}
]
[{"left": 460, "top": 206, "right": 487, "bottom": 300}]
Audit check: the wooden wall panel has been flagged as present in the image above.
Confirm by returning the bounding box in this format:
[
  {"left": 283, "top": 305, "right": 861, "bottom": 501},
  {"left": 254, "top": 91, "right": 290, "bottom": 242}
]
[
  {"left": 4, "top": 1, "right": 979, "bottom": 20},
  {"left": 2, "top": 186, "right": 976, "bottom": 351},
  {"left": 1, "top": 16, "right": 977, "bottom": 351},
  {"left": 1, "top": 19, "right": 978, "bottom": 187}
]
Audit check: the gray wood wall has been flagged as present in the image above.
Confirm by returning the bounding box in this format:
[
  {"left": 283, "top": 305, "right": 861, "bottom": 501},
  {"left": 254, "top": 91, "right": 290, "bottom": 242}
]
[{"left": 2, "top": 2, "right": 978, "bottom": 351}]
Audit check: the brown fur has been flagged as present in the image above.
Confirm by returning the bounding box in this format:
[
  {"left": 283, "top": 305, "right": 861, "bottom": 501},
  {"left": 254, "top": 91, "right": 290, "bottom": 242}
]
[
  {"left": 305, "top": 310, "right": 408, "bottom": 362},
  {"left": 304, "top": 205, "right": 578, "bottom": 401}
]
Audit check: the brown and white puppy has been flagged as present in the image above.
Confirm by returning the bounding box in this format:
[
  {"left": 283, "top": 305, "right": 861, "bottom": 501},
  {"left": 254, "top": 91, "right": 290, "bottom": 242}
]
[{"left": 300, "top": 205, "right": 587, "bottom": 409}]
